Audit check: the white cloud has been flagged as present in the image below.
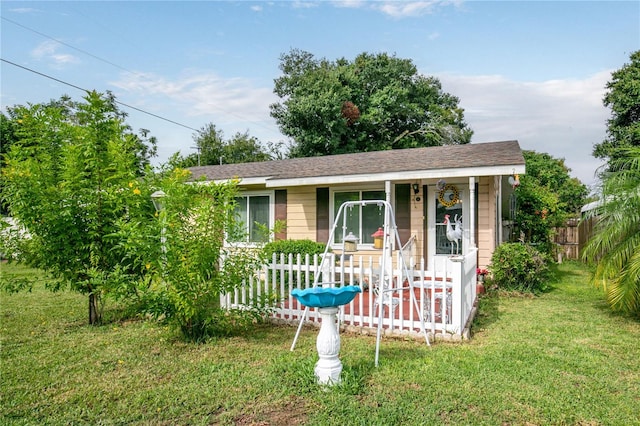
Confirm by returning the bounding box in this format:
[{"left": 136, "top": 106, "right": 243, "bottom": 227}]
[
  {"left": 435, "top": 70, "right": 612, "bottom": 186},
  {"left": 9, "top": 7, "right": 41, "bottom": 13},
  {"left": 376, "top": 2, "right": 437, "bottom": 17},
  {"left": 330, "top": 1, "right": 462, "bottom": 18},
  {"left": 110, "top": 70, "right": 280, "bottom": 136},
  {"left": 251, "top": 5, "right": 263, "bottom": 12},
  {"left": 30, "top": 40, "right": 80, "bottom": 68},
  {"left": 292, "top": 1, "right": 319, "bottom": 9},
  {"left": 332, "top": 0, "right": 367, "bottom": 8}
]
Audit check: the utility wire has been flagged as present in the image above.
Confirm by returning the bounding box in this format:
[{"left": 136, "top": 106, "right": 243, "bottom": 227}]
[
  {"left": 2, "top": 16, "right": 143, "bottom": 77},
  {"left": 1, "top": 58, "right": 201, "bottom": 133},
  {"left": 3, "top": 16, "right": 282, "bottom": 137}
]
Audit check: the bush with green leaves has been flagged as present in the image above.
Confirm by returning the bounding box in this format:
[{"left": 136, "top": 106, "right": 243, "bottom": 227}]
[
  {"left": 114, "top": 169, "right": 269, "bottom": 341},
  {"left": 262, "top": 239, "right": 328, "bottom": 290},
  {"left": 489, "top": 242, "right": 550, "bottom": 293},
  {"left": 262, "top": 239, "right": 327, "bottom": 260}
]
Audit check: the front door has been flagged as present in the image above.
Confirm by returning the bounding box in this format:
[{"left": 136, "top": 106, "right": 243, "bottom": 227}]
[{"left": 425, "top": 183, "right": 469, "bottom": 269}]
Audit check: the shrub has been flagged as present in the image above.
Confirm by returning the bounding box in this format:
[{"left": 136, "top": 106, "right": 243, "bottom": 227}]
[
  {"left": 261, "top": 239, "right": 329, "bottom": 290},
  {"left": 262, "top": 239, "right": 327, "bottom": 260},
  {"left": 489, "top": 242, "right": 550, "bottom": 292}
]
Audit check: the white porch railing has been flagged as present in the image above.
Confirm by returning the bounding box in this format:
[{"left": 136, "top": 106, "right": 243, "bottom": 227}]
[{"left": 221, "top": 249, "right": 478, "bottom": 340}]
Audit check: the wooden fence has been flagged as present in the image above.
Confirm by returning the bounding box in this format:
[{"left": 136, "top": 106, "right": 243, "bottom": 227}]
[{"left": 553, "top": 218, "right": 580, "bottom": 261}]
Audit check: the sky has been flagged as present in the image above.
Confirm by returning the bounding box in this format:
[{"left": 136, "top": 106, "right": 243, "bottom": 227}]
[{"left": 1, "top": 1, "right": 639, "bottom": 188}]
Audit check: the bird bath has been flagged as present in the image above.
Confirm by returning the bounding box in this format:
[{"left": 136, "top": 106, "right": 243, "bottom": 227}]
[{"left": 291, "top": 285, "right": 361, "bottom": 385}]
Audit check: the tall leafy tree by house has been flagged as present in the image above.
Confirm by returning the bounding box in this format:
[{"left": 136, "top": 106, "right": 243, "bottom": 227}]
[
  {"left": 592, "top": 50, "right": 640, "bottom": 161},
  {"left": 173, "top": 123, "right": 271, "bottom": 167},
  {"left": 512, "top": 151, "right": 588, "bottom": 251},
  {"left": 1, "top": 92, "right": 157, "bottom": 324},
  {"left": 270, "top": 49, "right": 473, "bottom": 158}
]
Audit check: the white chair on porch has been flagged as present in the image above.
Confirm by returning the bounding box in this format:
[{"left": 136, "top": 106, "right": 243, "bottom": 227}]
[
  {"left": 414, "top": 280, "right": 452, "bottom": 324},
  {"left": 373, "top": 274, "right": 400, "bottom": 316}
]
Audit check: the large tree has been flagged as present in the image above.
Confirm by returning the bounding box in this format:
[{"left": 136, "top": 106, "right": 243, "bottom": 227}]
[
  {"left": 593, "top": 50, "right": 640, "bottom": 160},
  {"left": 522, "top": 151, "right": 588, "bottom": 217},
  {"left": 512, "top": 151, "right": 588, "bottom": 252},
  {"left": 582, "top": 147, "right": 640, "bottom": 315},
  {"left": 0, "top": 92, "right": 157, "bottom": 324},
  {"left": 173, "top": 123, "right": 271, "bottom": 167},
  {"left": 270, "top": 49, "right": 473, "bottom": 158}
]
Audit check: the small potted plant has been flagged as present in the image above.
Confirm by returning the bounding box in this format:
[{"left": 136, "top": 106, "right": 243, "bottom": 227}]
[
  {"left": 476, "top": 267, "right": 488, "bottom": 294},
  {"left": 476, "top": 267, "right": 488, "bottom": 282}
]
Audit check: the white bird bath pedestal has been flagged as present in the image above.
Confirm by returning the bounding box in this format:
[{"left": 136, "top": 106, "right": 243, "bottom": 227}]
[
  {"left": 315, "top": 307, "right": 342, "bottom": 385},
  {"left": 290, "top": 286, "right": 361, "bottom": 386}
]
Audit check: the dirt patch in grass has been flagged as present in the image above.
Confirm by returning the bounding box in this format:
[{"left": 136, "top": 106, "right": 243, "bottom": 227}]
[{"left": 234, "top": 397, "right": 309, "bottom": 426}]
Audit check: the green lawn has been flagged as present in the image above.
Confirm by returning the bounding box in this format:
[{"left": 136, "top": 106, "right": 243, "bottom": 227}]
[{"left": 1, "top": 261, "right": 639, "bottom": 425}]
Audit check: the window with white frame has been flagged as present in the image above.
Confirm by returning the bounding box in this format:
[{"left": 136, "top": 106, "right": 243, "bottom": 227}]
[
  {"left": 332, "top": 189, "right": 385, "bottom": 245},
  {"left": 232, "top": 193, "right": 272, "bottom": 243}
]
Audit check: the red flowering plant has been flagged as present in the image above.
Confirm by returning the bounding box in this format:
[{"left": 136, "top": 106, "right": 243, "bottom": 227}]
[{"left": 476, "top": 268, "right": 489, "bottom": 282}]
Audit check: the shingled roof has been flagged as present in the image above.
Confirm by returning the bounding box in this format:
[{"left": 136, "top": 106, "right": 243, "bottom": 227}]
[{"left": 188, "top": 140, "right": 525, "bottom": 186}]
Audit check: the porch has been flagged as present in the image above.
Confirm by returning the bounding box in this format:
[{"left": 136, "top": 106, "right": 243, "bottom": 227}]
[{"left": 221, "top": 249, "right": 479, "bottom": 341}]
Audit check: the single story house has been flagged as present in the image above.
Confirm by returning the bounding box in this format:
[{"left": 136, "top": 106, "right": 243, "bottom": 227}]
[{"left": 188, "top": 140, "right": 525, "bottom": 271}]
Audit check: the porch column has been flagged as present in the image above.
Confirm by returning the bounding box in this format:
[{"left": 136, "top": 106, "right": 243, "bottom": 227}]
[
  {"left": 497, "top": 176, "right": 503, "bottom": 245},
  {"left": 385, "top": 180, "right": 392, "bottom": 249},
  {"left": 469, "top": 176, "right": 476, "bottom": 249},
  {"left": 385, "top": 180, "right": 391, "bottom": 203}
]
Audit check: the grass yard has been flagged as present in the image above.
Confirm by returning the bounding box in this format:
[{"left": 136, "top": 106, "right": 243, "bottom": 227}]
[{"left": 1, "top": 261, "right": 639, "bottom": 425}]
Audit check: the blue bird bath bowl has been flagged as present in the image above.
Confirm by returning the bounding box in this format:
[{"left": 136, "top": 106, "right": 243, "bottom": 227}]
[{"left": 291, "top": 285, "right": 361, "bottom": 308}]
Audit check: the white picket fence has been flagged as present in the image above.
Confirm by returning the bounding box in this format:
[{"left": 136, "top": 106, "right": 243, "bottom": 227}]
[{"left": 221, "top": 249, "right": 478, "bottom": 340}]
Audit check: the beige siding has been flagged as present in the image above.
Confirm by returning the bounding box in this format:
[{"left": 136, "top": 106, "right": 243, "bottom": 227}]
[
  {"left": 476, "top": 176, "right": 496, "bottom": 269},
  {"left": 272, "top": 178, "right": 500, "bottom": 270},
  {"left": 284, "top": 187, "right": 316, "bottom": 241}
]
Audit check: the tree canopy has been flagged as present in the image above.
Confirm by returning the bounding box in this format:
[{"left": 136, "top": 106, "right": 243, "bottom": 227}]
[
  {"left": 512, "top": 151, "right": 588, "bottom": 251},
  {"left": 270, "top": 49, "right": 473, "bottom": 158},
  {"left": 171, "top": 123, "right": 271, "bottom": 167},
  {"left": 593, "top": 50, "right": 640, "bottom": 160},
  {"left": 0, "top": 94, "right": 157, "bottom": 215},
  {"left": 522, "top": 151, "right": 588, "bottom": 216}
]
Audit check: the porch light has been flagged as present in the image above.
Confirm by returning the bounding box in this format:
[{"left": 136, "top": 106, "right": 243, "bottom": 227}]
[
  {"left": 371, "top": 227, "right": 385, "bottom": 249},
  {"left": 343, "top": 232, "right": 359, "bottom": 252},
  {"left": 412, "top": 183, "right": 420, "bottom": 195},
  {"left": 150, "top": 190, "right": 166, "bottom": 212}
]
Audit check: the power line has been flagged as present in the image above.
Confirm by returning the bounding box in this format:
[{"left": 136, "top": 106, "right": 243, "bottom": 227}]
[
  {"left": 1, "top": 58, "right": 202, "bottom": 133},
  {"left": 2, "top": 16, "right": 143, "bottom": 77},
  {"left": 3, "top": 16, "right": 283, "bottom": 138}
]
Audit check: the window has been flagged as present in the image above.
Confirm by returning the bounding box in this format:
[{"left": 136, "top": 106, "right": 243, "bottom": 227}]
[
  {"left": 233, "top": 194, "right": 271, "bottom": 243},
  {"left": 333, "top": 190, "right": 385, "bottom": 245}
]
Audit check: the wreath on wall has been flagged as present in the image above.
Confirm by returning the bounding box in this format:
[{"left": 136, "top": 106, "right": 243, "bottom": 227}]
[{"left": 438, "top": 184, "right": 460, "bottom": 208}]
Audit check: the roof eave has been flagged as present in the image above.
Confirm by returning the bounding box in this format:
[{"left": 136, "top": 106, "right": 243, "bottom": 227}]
[
  {"left": 205, "top": 176, "right": 271, "bottom": 186},
  {"left": 264, "top": 164, "right": 526, "bottom": 188}
]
